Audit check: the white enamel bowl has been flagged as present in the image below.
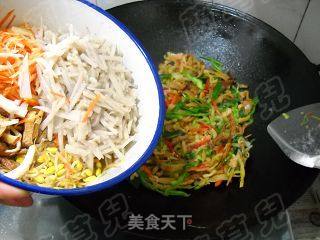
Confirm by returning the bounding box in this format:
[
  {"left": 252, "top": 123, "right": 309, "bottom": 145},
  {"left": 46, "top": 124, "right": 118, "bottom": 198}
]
[{"left": 0, "top": 0, "right": 165, "bottom": 195}]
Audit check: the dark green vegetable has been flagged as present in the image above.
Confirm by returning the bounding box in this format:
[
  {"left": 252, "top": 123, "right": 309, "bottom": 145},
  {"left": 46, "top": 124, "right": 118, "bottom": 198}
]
[
  {"left": 218, "top": 99, "right": 239, "bottom": 109},
  {"left": 248, "top": 97, "right": 259, "bottom": 115},
  {"left": 160, "top": 73, "right": 172, "bottom": 80},
  {"left": 164, "top": 189, "right": 190, "bottom": 197},
  {"left": 183, "top": 152, "right": 196, "bottom": 160},
  {"left": 182, "top": 72, "right": 204, "bottom": 90},
  {"left": 232, "top": 106, "right": 240, "bottom": 122},
  {"left": 201, "top": 56, "right": 223, "bottom": 71},
  {"left": 171, "top": 172, "right": 189, "bottom": 187},
  {"left": 212, "top": 81, "right": 222, "bottom": 100},
  {"left": 138, "top": 171, "right": 168, "bottom": 195},
  {"left": 163, "top": 130, "right": 185, "bottom": 139},
  {"left": 301, "top": 114, "right": 309, "bottom": 126},
  {"left": 205, "top": 149, "right": 213, "bottom": 157},
  {"left": 138, "top": 170, "right": 190, "bottom": 197},
  {"left": 166, "top": 101, "right": 210, "bottom": 120},
  {"left": 185, "top": 158, "right": 202, "bottom": 169}
]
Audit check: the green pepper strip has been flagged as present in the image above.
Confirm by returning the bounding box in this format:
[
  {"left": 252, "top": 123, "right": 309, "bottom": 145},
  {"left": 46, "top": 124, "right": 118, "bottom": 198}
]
[
  {"left": 212, "top": 81, "right": 222, "bottom": 100},
  {"left": 160, "top": 73, "right": 172, "bottom": 80},
  {"left": 171, "top": 172, "right": 189, "bottom": 187},
  {"left": 182, "top": 72, "right": 204, "bottom": 90},
  {"left": 163, "top": 130, "right": 185, "bottom": 139},
  {"left": 201, "top": 56, "right": 223, "bottom": 71}
]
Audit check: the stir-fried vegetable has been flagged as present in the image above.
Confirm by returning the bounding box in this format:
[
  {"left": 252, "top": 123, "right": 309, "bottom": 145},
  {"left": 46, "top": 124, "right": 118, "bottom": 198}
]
[{"left": 133, "top": 53, "right": 257, "bottom": 196}]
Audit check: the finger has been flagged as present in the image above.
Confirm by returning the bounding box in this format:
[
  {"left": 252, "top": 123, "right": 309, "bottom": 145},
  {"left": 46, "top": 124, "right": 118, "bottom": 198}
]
[
  {"left": 0, "top": 197, "right": 33, "bottom": 207},
  {"left": 0, "top": 182, "right": 33, "bottom": 207}
]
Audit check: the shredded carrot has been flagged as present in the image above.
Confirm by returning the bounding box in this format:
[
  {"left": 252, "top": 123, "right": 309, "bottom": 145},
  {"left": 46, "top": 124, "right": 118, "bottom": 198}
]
[
  {"left": 211, "top": 100, "right": 221, "bottom": 114},
  {"left": 0, "top": 10, "right": 42, "bottom": 102},
  {"left": 164, "top": 139, "right": 175, "bottom": 152},
  {"left": 192, "top": 136, "right": 211, "bottom": 149},
  {"left": 53, "top": 133, "right": 59, "bottom": 147},
  {"left": 5, "top": 14, "right": 15, "bottom": 29},
  {"left": 82, "top": 94, "right": 101, "bottom": 123},
  {"left": 189, "top": 163, "right": 208, "bottom": 172},
  {"left": 141, "top": 165, "right": 153, "bottom": 177},
  {"left": 23, "top": 98, "right": 39, "bottom": 107},
  {"left": 203, "top": 79, "right": 210, "bottom": 95},
  {"left": 215, "top": 180, "right": 223, "bottom": 187},
  {"left": 0, "top": 10, "right": 15, "bottom": 29},
  {"left": 59, "top": 153, "right": 73, "bottom": 178},
  {"left": 198, "top": 122, "right": 211, "bottom": 133}
]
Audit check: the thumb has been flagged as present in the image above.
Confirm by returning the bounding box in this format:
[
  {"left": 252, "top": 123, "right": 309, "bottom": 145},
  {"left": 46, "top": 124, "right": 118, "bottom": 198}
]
[{"left": 0, "top": 182, "right": 33, "bottom": 207}]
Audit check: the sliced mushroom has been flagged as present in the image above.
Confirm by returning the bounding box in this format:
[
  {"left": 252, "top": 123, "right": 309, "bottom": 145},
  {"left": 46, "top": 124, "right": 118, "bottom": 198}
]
[
  {"left": 2, "top": 132, "right": 20, "bottom": 145},
  {"left": 5, "top": 145, "right": 36, "bottom": 179},
  {"left": 0, "top": 127, "right": 22, "bottom": 156},
  {"left": 22, "top": 110, "right": 43, "bottom": 147},
  {"left": 0, "top": 127, "right": 6, "bottom": 137},
  {"left": 0, "top": 114, "right": 19, "bottom": 127}
]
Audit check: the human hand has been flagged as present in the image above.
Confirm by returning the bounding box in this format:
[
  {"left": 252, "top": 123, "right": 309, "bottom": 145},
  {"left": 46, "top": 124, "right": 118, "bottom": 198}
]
[{"left": 0, "top": 182, "right": 33, "bottom": 207}]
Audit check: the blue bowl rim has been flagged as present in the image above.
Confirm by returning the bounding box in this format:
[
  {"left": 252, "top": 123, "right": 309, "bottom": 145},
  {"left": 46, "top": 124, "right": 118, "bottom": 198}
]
[{"left": 0, "top": 0, "right": 165, "bottom": 196}]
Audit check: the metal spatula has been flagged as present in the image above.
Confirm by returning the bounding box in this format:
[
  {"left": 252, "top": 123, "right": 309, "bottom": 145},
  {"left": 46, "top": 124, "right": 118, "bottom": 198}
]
[{"left": 267, "top": 103, "right": 320, "bottom": 169}]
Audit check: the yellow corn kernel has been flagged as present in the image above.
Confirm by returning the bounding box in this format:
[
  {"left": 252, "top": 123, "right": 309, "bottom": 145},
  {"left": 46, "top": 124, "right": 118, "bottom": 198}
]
[
  {"left": 47, "top": 147, "right": 58, "bottom": 154},
  {"left": 83, "top": 176, "right": 97, "bottom": 183},
  {"left": 96, "top": 161, "right": 102, "bottom": 168},
  {"left": 57, "top": 169, "right": 66, "bottom": 177},
  {"left": 40, "top": 169, "right": 47, "bottom": 174},
  {"left": 16, "top": 156, "right": 24, "bottom": 164},
  {"left": 57, "top": 164, "right": 64, "bottom": 170},
  {"left": 28, "top": 169, "right": 38, "bottom": 175},
  {"left": 95, "top": 168, "right": 102, "bottom": 177},
  {"left": 83, "top": 169, "right": 93, "bottom": 177},
  {"left": 35, "top": 176, "right": 45, "bottom": 184},
  {"left": 37, "top": 154, "right": 45, "bottom": 163},
  {"left": 45, "top": 166, "right": 56, "bottom": 175},
  {"left": 74, "top": 161, "right": 83, "bottom": 172},
  {"left": 48, "top": 161, "right": 54, "bottom": 167}
]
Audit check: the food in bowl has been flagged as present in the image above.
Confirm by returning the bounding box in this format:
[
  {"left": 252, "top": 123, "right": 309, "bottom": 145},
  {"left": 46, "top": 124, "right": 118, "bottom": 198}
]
[
  {"left": 0, "top": 11, "right": 138, "bottom": 189},
  {"left": 132, "top": 53, "right": 258, "bottom": 196}
]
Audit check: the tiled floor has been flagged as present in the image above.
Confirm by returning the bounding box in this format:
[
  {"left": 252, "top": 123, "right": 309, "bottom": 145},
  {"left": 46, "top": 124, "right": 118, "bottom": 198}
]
[
  {"left": 295, "top": 0, "right": 320, "bottom": 64},
  {"left": 214, "top": 0, "right": 310, "bottom": 41}
]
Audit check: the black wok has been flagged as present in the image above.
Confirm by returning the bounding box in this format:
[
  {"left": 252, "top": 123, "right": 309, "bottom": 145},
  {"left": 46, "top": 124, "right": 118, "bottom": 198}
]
[{"left": 67, "top": 1, "right": 320, "bottom": 239}]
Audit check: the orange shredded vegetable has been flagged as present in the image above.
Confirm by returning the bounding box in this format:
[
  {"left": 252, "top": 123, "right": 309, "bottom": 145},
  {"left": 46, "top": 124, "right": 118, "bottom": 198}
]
[
  {"left": 0, "top": 10, "right": 42, "bottom": 102},
  {"left": 82, "top": 94, "right": 101, "bottom": 123}
]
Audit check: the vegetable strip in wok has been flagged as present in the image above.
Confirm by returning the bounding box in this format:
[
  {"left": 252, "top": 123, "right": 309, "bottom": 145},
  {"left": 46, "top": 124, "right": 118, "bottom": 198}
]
[{"left": 135, "top": 53, "right": 257, "bottom": 196}]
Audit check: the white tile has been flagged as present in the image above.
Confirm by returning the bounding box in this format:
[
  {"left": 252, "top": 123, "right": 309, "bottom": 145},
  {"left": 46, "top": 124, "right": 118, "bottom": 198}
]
[
  {"left": 295, "top": 0, "right": 320, "bottom": 64},
  {"left": 214, "top": 0, "right": 309, "bottom": 40}
]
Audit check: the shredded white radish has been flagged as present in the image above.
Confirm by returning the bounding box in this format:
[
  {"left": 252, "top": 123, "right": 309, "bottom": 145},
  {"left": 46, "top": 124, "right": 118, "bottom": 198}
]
[
  {"left": 35, "top": 27, "right": 138, "bottom": 169},
  {"left": 0, "top": 95, "right": 28, "bottom": 117},
  {"left": 0, "top": 118, "right": 19, "bottom": 127},
  {"left": 4, "top": 145, "right": 36, "bottom": 179},
  {"left": 18, "top": 54, "right": 32, "bottom": 99}
]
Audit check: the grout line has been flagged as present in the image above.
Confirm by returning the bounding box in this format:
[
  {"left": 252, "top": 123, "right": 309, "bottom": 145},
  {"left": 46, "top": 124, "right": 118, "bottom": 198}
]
[
  {"left": 286, "top": 210, "right": 296, "bottom": 240},
  {"left": 293, "top": 0, "right": 311, "bottom": 42}
]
